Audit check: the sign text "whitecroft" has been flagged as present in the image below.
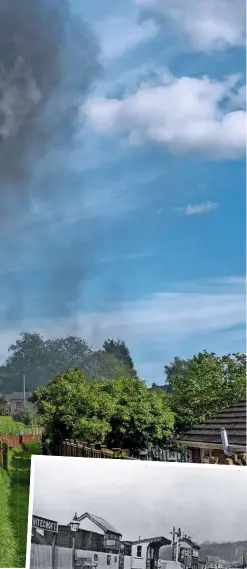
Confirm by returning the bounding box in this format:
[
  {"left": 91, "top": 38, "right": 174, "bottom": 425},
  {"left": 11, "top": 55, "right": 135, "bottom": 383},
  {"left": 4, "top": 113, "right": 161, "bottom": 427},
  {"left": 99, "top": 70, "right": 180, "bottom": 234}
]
[{"left": 32, "top": 515, "right": 58, "bottom": 533}]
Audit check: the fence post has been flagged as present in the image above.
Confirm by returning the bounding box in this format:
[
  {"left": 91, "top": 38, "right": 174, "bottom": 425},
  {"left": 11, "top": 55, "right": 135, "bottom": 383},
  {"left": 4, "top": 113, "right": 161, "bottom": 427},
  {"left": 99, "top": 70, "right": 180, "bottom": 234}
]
[
  {"left": 2, "top": 441, "right": 8, "bottom": 471},
  {"left": 19, "top": 430, "right": 24, "bottom": 446},
  {"left": 51, "top": 532, "right": 56, "bottom": 569}
]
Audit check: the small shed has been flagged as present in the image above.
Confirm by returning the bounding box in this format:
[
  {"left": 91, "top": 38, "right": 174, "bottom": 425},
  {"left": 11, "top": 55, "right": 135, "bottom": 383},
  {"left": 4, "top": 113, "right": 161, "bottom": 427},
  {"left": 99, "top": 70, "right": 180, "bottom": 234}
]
[
  {"left": 131, "top": 536, "right": 171, "bottom": 569},
  {"left": 178, "top": 536, "right": 200, "bottom": 569},
  {"left": 177, "top": 399, "right": 246, "bottom": 463}
]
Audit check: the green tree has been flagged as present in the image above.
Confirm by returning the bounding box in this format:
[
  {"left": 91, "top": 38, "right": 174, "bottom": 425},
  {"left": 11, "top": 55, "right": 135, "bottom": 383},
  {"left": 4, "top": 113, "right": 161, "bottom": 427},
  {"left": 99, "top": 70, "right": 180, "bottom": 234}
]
[
  {"left": 1, "top": 333, "right": 132, "bottom": 392},
  {"left": 31, "top": 369, "right": 174, "bottom": 452},
  {"left": 86, "top": 350, "right": 134, "bottom": 381},
  {"left": 165, "top": 351, "right": 246, "bottom": 434},
  {"left": 100, "top": 377, "right": 174, "bottom": 450},
  {"left": 0, "top": 395, "right": 8, "bottom": 415},
  {"left": 31, "top": 369, "right": 116, "bottom": 452},
  {"left": 151, "top": 383, "right": 170, "bottom": 393},
  {"left": 103, "top": 339, "right": 137, "bottom": 376},
  {"left": 12, "top": 406, "right": 42, "bottom": 427},
  {"left": 4, "top": 332, "right": 92, "bottom": 391}
]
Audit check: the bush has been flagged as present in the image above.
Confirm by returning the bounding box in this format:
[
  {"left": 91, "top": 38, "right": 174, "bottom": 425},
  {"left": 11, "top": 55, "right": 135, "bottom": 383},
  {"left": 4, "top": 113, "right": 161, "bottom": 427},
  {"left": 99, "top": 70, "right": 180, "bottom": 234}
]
[
  {"left": 24, "top": 439, "right": 42, "bottom": 455},
  {"left": 12, "top": 407, "right": 41, "bottom": 427}
]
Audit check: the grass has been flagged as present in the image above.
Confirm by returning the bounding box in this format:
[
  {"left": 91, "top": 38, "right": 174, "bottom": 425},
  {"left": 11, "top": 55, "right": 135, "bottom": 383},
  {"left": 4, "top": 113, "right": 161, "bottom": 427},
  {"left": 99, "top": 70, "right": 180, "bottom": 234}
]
[
  {"left": 0, "top": 416, "right": 38, "bottom": 436},
  {"left": 0, "top": 461, "right": 17, "bottom": 567},
  {"left": 8, "top": 448, "right": 32, "bottom": 568},
  {"left": 0, "top": 440, "right": 41, "bottom": 568}
]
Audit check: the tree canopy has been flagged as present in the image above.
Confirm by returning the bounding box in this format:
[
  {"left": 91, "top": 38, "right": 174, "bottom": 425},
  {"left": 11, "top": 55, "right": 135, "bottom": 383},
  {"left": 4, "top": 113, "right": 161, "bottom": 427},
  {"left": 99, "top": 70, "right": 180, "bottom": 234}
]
[
  {"left": 103, "top": 339, "right": 137, "bottom": 377},
  {"left": 31, "top": 369, "right": 174, "bottom": 452},
  {"left": 164, "top": 350, "right": 246, "bottom": 434},
  {"left": 0, "top": 395, "right": 8, "bottom": 415},
  {"left": 0, "top": 332, "right": 135, "bottom": 393}
]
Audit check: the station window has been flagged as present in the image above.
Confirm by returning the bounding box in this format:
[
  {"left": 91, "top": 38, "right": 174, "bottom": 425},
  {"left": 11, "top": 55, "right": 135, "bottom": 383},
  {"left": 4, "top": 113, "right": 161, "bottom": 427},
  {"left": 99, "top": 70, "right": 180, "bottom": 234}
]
[{"left": 137, "top": 546, "right": 142, "bottom": 557}]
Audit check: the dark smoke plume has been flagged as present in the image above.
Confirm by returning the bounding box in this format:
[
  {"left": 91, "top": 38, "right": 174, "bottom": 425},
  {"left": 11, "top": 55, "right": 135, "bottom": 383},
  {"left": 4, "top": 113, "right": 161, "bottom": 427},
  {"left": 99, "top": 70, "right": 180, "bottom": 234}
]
[
  {"left": 0, "top": 0, "right": 102, "bottom": 326},
  {"left": 0, "top": 0, "right": 99, "bottom": 189}
]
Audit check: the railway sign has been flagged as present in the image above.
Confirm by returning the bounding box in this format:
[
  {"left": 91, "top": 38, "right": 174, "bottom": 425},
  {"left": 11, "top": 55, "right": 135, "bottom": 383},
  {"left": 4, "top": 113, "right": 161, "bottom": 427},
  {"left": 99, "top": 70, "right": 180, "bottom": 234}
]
[{"left": 32, "top": 515, "right": 58, "bottom": 533}]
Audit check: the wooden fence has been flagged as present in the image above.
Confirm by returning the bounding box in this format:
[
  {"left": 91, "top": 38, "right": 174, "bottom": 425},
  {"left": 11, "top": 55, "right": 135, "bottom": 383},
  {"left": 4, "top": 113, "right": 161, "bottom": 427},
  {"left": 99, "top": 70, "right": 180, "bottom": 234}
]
[
  {"left": 0, "top": 440, "right": 8, "bottom": 470},
  {"left": 0, "top": 432, "right": 41, "bottom": 449},
  {"left": 60, "top": 440, "right": 189, "bottom": 461},
  {"left": 145, "top": 446, "right": 189, "bottom": 462},
  {"left": 209, "top": 453, "right": 246, "bottom": 466},
  {"left": 60, "top": 440, "right": 134, "bottom": 459}
]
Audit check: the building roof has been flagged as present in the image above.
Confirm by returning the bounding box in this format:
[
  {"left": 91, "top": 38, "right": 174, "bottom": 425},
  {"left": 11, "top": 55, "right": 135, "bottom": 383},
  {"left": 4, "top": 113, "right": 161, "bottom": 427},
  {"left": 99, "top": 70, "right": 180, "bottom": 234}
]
[
  {"left": 179, "top": 537, "right": 200, "bottom": 550},
  {"left": 4, "top": 391, "right": 33, "bottom": 401},
  {"left": 179, "top": 400, "right": 246, "bottom": 447},
  {"left": 77, "top": 512, "right": 122, "bottom": 536},
  {"left": 131, "top": 537, "right": 171, "bottom": 546},
  {"left": 32, "top": 531, "right": 48, "bottom": 545}
]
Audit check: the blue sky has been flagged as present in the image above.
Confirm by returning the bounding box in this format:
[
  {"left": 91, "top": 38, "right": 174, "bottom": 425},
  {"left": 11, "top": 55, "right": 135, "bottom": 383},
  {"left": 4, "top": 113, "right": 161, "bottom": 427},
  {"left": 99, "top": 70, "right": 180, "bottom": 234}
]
[{"left": 0, "top": 0, "right": 245, "bottom": 384}]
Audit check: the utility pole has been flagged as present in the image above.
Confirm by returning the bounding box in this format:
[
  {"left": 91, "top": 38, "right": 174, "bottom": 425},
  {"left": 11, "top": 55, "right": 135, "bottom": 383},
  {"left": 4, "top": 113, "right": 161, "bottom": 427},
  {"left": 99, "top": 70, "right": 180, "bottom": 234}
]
[
  {"left": 170, "top": 527, "right": 181, "bottom": 562},
  {"left": 176, "top": 529, "right": 181, "bottom": 563},
  {"left": 22, "top": 352, "right": 26, "bottom": 409},
  {"left": 23, "top": 374, "right": 26, "bottom": 408},
  {"left": 171, "top": 527, "right": 176, "bottom": 561}
]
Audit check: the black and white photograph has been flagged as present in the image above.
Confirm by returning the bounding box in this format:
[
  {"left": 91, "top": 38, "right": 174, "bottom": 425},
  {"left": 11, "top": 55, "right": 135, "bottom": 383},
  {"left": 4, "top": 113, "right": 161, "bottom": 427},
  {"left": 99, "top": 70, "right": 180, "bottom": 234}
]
[{"left": 27, "top": 457, "right": 247, "bottom": 569}]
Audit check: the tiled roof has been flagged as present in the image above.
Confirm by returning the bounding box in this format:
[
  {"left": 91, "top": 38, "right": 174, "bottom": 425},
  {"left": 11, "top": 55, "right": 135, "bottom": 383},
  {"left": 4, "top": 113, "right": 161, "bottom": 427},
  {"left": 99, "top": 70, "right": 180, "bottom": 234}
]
[
  {"left": 131, "top": 537, "right": 171, "bottom": 545},
  {"left": 180, "top": 537, "right": 200, "bottom": 550},
  {"left": 4, "top": 391, "right": 32, "bottom": 401},
  {"left": 179, "top": 400, "right": 246, "bottom": 446},
  {"left": 78, "top": 512, "right": 122, "bottom": 536}
]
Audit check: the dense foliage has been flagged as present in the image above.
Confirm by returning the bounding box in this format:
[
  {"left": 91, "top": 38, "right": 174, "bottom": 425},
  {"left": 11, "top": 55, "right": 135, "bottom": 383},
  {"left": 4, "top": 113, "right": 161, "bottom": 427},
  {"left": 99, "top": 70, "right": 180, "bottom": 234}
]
[
  {"left": 31, "top": 369, "right": 174, "bottom": 452},
  {"left": 0, "top": 395, "right": 9, "bottom": 416},
  {"left": 1, "top": 330, "right": 245, "bottom": 442},
  {"left": 103, "top": 339, "right": 137, "bottom": 377},
  {"left": 163, "top": 351, "right": 246, "bottom": 433},
  {"left": 0, "top": 332, "right": 135, "bottom": 393},
  {"left": 12, "top": 407, "right": 42, "bottom": 428}
]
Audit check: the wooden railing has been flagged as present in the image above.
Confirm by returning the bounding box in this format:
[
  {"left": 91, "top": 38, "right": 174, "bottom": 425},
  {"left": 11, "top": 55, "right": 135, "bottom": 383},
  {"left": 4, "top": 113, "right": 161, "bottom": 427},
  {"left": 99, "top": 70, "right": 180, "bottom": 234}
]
[
  {"left": 60, "top": 440, "right": 190, "bottom": 461},
  {"left": 209, "top": 453, "right": 246, "bottom": 466},
  {"left": 60, "top": 440, "right": 134, "bottom": 459}
]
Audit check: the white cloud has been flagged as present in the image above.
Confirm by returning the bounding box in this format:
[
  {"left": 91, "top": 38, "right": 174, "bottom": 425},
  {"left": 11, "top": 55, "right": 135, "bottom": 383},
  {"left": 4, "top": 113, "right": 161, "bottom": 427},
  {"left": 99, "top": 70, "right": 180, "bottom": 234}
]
[
  {"left": 100, "top": 251, "right": 161, "bottom": 263},
  {"left": 176, "top": 201, "right": 218, "bottom": 215},
  {"left": 0, "top": 277, "right": 245, "bottom": 378},
  {"left": 134, "top": 0, "right": 245, "bottom": 51},
  {"left": 94, "top": 16, "right": 158, "bottom": 60},
  {"left": 83, "top": 73, "right": 246, "bottom": 159}
]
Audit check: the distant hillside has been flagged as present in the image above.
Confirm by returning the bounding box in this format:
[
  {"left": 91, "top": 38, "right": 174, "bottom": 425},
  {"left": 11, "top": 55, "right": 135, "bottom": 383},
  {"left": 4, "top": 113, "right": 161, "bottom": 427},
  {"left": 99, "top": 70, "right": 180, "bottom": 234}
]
[
  {"left": 199, "top": 542, "right": 246, "bottom": 563},
  {"left": 160, "top": 542, "right": 246, "bottom": 564}
]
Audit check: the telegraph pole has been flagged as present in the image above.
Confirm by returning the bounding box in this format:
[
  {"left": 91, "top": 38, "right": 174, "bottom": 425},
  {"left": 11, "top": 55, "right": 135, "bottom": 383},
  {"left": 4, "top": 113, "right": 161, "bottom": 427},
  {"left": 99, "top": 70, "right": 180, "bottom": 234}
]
[
  {"left": 23, "top": 352, "right": 26, "bottom": 409},
  {"left": 171, "top": 527, "right": 176, "bottom": 561},
  {"left": 170, "top": 527, "right": 182, "bottom": 563},
  {"left": 176, "top": 528, "right": 181, "bottom": 562},
  {"left": 23, "top": 373, "right": 26, "bottom": 408}
]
